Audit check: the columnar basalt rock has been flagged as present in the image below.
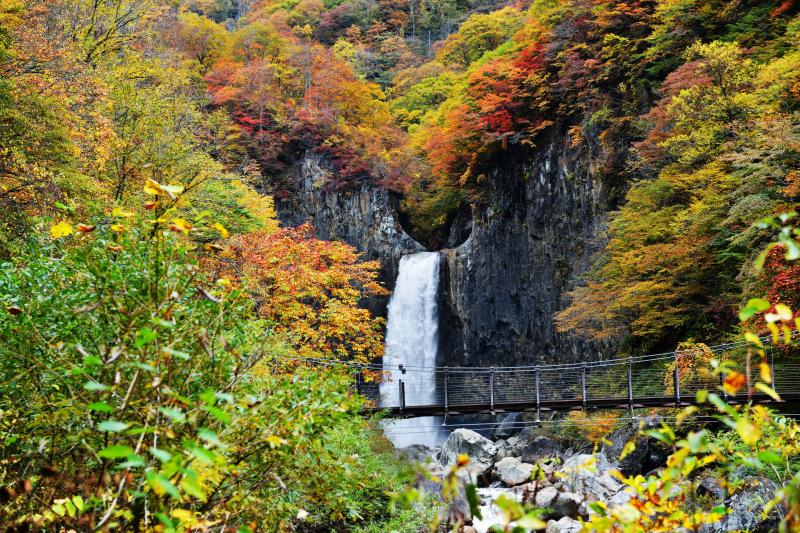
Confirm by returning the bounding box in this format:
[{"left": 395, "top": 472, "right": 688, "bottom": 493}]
[
  {"left": 438, "top": 128, "right": 617, "bottom": 367},
  {"left": 278, "top": 126, "right": 618, "bottom": 367},
  {"left": 275, "top": 152, "right": 426, "bottom": 314}
]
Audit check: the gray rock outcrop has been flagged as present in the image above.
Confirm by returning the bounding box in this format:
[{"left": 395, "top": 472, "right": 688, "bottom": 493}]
[
  {"left": 438, "top": 132, "right": 617, "bottom": 367},
  {"left": 545, "top": 516, "right": 582, "bottom": 533},
  {"left": 439, "top": 428, "right": 498, "bottom": 477},
  {"left": 275, "top": 151, "right": 425, "bottom": 308},
  {"left": 494, "top": 457, "right": 535, "bottom": 486},
  {"left": 699, "top": 477, "right": 784, "bottom": 533}
]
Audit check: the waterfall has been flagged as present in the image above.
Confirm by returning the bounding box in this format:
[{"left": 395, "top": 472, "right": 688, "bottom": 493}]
[{"left": 380, "top": 252, "right": 448, "bottom": 448}]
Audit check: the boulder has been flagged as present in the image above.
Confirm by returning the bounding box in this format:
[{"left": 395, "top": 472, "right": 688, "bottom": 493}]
[
  {"left": 494, "top": 457, "right": 535, "bottom": 486},
  {"left": 533, "top": 486, "right": 582, "bottom": 518},
  {"left": 557, "top": 453, "right": 623, "bottom": 505},
  {"left": 699, "top": 477, "right": 783, "bottom": 533},
  {"left": 545, "top": 516, "right": 582, "bottom": 533},
  {"left": 697, "top": 476, "right": 726, "bottom": 500},
  {"left": 504, "top": 435, "right": 525, "bottom": 457},
  {"left": 494, "top": 439, "right": 509, "bottom": 461},
  {"left": 520, "top": 436, "right": 563, "bottom": 464},
  {"left": 439, "top": 429, "right": 498, "bottom": 476},
  {"left": 607, "top": 488, "right": 633, "bottom": 508},
  {"left": 602, "top": 416, "right": 661, "bottom": 476},
  {"left": 395, "top": 444, "right": 434, "bottom": 463}
]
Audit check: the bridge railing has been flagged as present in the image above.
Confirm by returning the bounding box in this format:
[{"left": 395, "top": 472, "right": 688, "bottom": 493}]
[{"left": 375, "top": 335, "right": 798, "bottom": 413}]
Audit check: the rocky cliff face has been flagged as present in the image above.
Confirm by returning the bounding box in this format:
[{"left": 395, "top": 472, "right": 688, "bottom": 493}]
[
  {"left": 275, "top": 152, "right": 425, "bottom": 314},
  {"left": 277, "top": 131, "right": 616, "bottom": 365},
  {"left": 438, "top": 128, "right": 616, "bottom": 366}
]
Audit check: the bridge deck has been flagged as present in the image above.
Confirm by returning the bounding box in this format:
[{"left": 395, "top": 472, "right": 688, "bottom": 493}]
[
  {"left": 363, "top": 337, "right": 800, "bottom": 418},
  {"left": 364, "top": 393, "right": 800, "bottom": 417}
]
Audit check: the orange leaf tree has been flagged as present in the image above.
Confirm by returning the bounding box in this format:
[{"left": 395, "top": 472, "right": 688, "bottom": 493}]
[{"left": 227, "top": 224, "right": 387, "bottom": 363}]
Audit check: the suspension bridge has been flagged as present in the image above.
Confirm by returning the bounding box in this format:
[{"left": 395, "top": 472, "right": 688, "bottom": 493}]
[{"left": 345, "top": 336, "right": 800, "bottom": 419}]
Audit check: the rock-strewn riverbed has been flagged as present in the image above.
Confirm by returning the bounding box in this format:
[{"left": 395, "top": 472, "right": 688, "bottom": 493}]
[{"left": 397, "top": 420, "right": 784, "bottom": 532}]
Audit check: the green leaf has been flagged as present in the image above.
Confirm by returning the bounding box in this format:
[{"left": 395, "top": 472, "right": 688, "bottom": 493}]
[
  {"left": 119, "top": 454, "right": 146, "bottom": 469},
  {"left": 147, "top": 472, "right": 180, "bottom": 499},
  {"left": 757, "top": 451, "right": 785, "bottom": 466},
  {"left": 99, "top": 445, "right": 134, "bottom": 459},
  {"left": 739, "top": 298, "right": 770, "bottom": 322},
  {"left": 97, "top": 420, "right": 130, "bottom": 432},
  {"left": 588, "top": 501, "right": 607, "bottom": 516},
  {"left": 190, "top": 447, "right": 216, "bottom": 465},
  {"left": 135, "top": 328, "right": 157, "bottom": 349},
  {"left": 779, "top": 234, "right": 800, "bottom": 261},
  {"left": 517, "top": 513, "right": 547, "bottom": 529},
  {"left": 198, "top": 428, "right": 226, "bottom": 448},
  {"left": 155, "top": 512, "right": 175, "bottom": 528},
  {"left": 88, "top": 401, "right": 114, "bottom": 412},
  {"left": 83, "top": 355, "right": 103, "bottom": 366},
  {"left": 150, "top": 448, "right": 173, "bottom": 463},
  {"left": 205, "top": 405, "right": 230, "bottom": 425},
  {"left": 163, "top": 346, "right": 190, "bottom": 360},
  {"left": 84, "top": 381, "right": 108, "bottom": 391},
  {"left": 686, "top": 430, "right": 706, "bottom": 453},
  {"left": 159, "top": 406, "right": 186, "bottom": 423},
  {"left": 708, "top": 393, "right": 736, "bottom": 416},
  {"left": 755, "top": 382, "right": 781, "bottom": 401},
  {"left": 465, "top": 483, "right": 482, "bottom": 520},
  {"left": 754, "top": 244, "right": 777, "bottom": 271},
  {"left": 72, "top": 495, "right": 85, "bottom": 512}
]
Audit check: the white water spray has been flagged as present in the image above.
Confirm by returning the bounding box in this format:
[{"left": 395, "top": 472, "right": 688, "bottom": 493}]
[{"left": 380, "top": 252, "right": 447, "bottom": 448}]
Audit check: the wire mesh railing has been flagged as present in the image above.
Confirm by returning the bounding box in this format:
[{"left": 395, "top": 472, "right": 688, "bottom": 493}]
[{"left": 369, "top": 334, "right": 798, "bottom": 416}]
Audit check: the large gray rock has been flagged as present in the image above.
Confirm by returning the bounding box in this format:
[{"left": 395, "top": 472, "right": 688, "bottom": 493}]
[
  {"left": 534, "top": 486, "right": 582, "bottom": 518},
  {"left": 275, "top": 151, "right": 424, "bottom": 310},
  {"left": 494, "top": 457, "right": 535, "bottom": 486},
  {"left": 439, "top": 428, "right": 498, "bottom": 476},
  {"left": 602, "top": 416, "right": 662, "bottom": 476},
  {"left": 700, "top": 477, "right": 783, "bottom": 533},
  {"left": 521, "top": 436, "right": 563, "bottom": 464},
  {"left": 546, "top": 516, "right": 582, "bottom": 533},
  {"left": 395, "top": 444, "right": 435, "bottom": 464},
  {"left": 557, "top": 453, "right": 623, "bottom": 506}
]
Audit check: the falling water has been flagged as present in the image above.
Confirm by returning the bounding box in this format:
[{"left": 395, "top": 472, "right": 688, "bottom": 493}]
[{"left": 380, "top": 252, "right": 448, "bottom": 448}]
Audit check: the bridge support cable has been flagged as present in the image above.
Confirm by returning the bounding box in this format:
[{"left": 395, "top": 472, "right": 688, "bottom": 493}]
[
  {"left": 489, "top": 367, "right": 495, "bottom": 415},
  {"left": 399, "top": 379, "right": 406, "bottom": 415},
  {"left": 627, "top": 357, "right": 634, "bottom": 419},
  {"left": 581, "top": 363, "right": 587, "bottom": 411},
  {"left": 534, "top": 365, "right": 541, "bottom": 426},
  {"left": 443, "top": 367, "right": 449, "bottom": 424},
  {"left": 770, "top": 344, "right": 776, "bottom": 389},
  {"left": 673, "top": 351, "right": 681, "bottom": 406},
  {"left": 720, "top": 371, "right": 728, "bottom": 401}
]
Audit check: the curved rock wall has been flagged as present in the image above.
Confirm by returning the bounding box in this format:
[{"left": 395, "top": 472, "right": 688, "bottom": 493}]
[
  {"left": 439, "top": 129, "right": 615, "bottom": 366},
  {"left": 277, "top": 131, "right": 617, "bottom": 365},
  {"left": 275, "top": 152, "right": 425, "bottom": 314}
]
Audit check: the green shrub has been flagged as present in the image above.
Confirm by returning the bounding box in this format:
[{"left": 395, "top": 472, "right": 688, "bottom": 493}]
[{"left": 0, "top": 216, "right": 407, "bottom": 531}]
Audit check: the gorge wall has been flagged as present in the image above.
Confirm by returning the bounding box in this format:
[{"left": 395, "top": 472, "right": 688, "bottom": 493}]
[
  {"left": 276, "top": 127, "right": 617, "bottom": 365},
  {"left": 275, "top": 152, "right": 425, "bottom": 315},
  {"left": 438, "top": 128, "right": 616, "bottom": 366}
]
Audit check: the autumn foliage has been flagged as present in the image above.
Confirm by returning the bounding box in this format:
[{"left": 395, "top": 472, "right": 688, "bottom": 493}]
[{"left": 226, "top": 225, "right": 388, "bottom": 363}]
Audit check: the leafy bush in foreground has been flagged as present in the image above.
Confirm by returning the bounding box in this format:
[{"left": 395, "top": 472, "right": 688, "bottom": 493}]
[{"left": 0, "top": 211, "right": 404, "bottom": 531}]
